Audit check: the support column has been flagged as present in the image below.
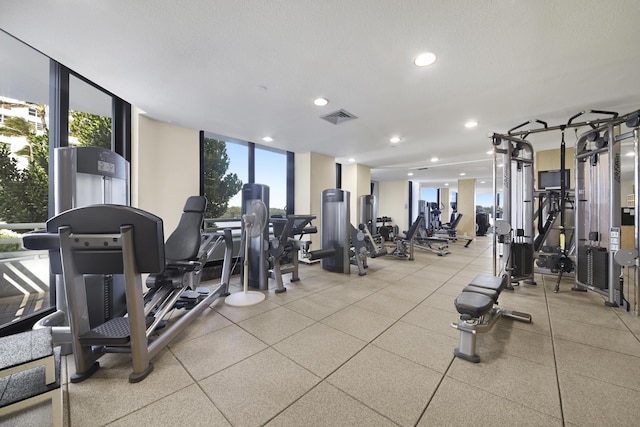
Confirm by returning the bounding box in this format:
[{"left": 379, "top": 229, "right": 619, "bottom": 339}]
[
  {"left": 439, "top": 187, "right": 451, "bottom": 224},
  {"left": 295, "top": 152, "right": 336, "bottom": 249},
  {"left": 457, "top": 178, "right": 476, "bottom": 236},
  {"left": 342, "top": 163, "right": 371, "bottom": 226}
]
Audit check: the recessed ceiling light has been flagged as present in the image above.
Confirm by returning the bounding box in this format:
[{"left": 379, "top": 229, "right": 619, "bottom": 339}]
[
  {"left": 625, "top": 151, "right": 635, "bottom": 157},
  {"left": 430, "top": 157, "right": 438, "bottom": 162},
  {"left": 480, "top": 181, "right": 486, "bottom": 184},
  {"left": 465, "top": 121, "right": 478, "bottom": 128},
  {"left": 414, "top": 52, "right": 437, "bottom": 67},
  {"left": 314, "top": 97, "right": 329, "bottom": 106},
  {"left": 348, "top": 158, "right": 355, "bottom": 163},
  {"left": 459, "top": 172, "right": 466, "bottom": 176},
  {"left": 497, "top": 164, "right": 504, "bottom": 168},
  {"left": 444, "top": 183, "right": 449, "bottom": 186},
  {"left": 390, "top": 136, "right": 401, "bottom": 144},
  {"left": 408, "top": 172, "right": 414, "bottom": 176},
  {"left": 262, "top": 136, "right": 273, "bottom": 142},
  {"left": 487, "top": 150, "right": 493, "bottom": 155}
]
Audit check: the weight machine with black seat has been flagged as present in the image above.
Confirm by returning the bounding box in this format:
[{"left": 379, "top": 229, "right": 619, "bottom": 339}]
[
  {"left": 22, "top": 197, "right": 233, "bottom": 383},
  {"left": 301, "top": 189, "right": 370, "bottom": 276},
  {"left": 269, "top": 214, "right": 317, "bottom": 292},
  {"left": 388, "top": 214, "right": 425, "bottom": 260}
]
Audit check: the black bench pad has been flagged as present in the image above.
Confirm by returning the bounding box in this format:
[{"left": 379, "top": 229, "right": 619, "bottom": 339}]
[
  {"left": 469, "top": 275, "right": 505, "bottom": 292},
  {"left": 462, "top": 285, "right": 499, "bottom": 300},
  {"left": 454, "top": 292, "right": 495, "bottom": 318}
]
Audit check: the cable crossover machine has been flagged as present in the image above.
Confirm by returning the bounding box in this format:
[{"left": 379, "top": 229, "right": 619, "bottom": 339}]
[{"left": 490, "top": 108, "right": 640, "bottom": 313}]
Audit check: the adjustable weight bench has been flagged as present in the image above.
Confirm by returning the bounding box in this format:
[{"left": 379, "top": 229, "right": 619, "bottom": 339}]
[{"left": 451, "top": 275, "right": 532, "bottom": 362}]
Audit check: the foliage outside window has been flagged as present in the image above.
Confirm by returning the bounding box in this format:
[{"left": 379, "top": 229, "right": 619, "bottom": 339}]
[{"left": 202, "top": 137, "right": 243, "bottom": 218}]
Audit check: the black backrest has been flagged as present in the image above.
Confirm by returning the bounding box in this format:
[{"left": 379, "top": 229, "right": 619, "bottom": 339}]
[
  {"left": 449, "top": 213, "right": 463, "bottom": 229},
  {"left": 164, "top": 196, "right": 207, "bottom": 262},
  {"left": 405, "top": 214, "right": 424, "bottom": 239},
  {"left": 45, "top": 204, "right": 165, "bottom": 274}
]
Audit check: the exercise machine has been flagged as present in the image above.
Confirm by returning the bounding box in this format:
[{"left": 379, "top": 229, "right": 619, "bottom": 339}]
[
  {"left": 388, "top": 214, "right": 424, "bottom": 260},
  {"left": 451, "top": 274, "right": 532, "bottom": 363},
  {"left": 359, "top": 195, "right": 377, "bottom": 235},
  {"left": 298, "top": 189, "right": 369, "bottom": 275},
  {"left": 490, "top": 132, "right": 536, "bottom": 288},
  {"left": 269, "top": 214, "right": 317, "bottom": 292},
  {"left": 491, "top": 107, "right": 640, "bottom": 309},
  {"left": 23, "top": 197, "right": 233, "bottom": 382},
  {"left": 573, "top": 110, "right": 640, "bottom": 308}
]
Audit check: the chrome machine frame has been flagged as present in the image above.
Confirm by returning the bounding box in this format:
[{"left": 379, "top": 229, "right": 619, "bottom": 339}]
[
  {"left": 573, "top": 110, "right": 640, "bottom": 309},
  {"left": 490, "top": 134, "right": 536, "bottom": 289}
]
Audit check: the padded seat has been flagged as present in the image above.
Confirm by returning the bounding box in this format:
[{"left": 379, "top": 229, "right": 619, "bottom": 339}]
[
  {"left": 454, "top": 292, "right": 495, "bottom": 318},
  {"left": 469, "top": 274, "right": 505, "bottom": 292},
  {"left": 462, "top": 285, "right": 499, "bottom": 300}
]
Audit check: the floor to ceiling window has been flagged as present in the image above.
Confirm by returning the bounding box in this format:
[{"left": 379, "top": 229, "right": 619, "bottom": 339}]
[
  {"left": 0, "top": 30, "right": 131, "bottom": 333},
  {"left": 201, "top": 133, "right": 292, "bottom": 221},
  {"left": 201, "top": 133, "right": 247, "bottom": 219},
  {"left": 0, "top": 30, "right": 52, "bottom": 329},
  {"left": 68, "top": 74, "right": 113, "bottom": 149},
  {"left": 255, "top": 145, "right": 287, "bottom": 215}
]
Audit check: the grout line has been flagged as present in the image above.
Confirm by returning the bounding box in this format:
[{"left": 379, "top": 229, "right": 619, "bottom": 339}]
[{"left": 542, "top": 274, "right": 566, "bottom": 427}]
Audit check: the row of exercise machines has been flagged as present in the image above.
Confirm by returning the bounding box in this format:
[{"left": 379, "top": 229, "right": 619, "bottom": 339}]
[{"left": 21, "top": 182, "right": 475, "bottom": 382}]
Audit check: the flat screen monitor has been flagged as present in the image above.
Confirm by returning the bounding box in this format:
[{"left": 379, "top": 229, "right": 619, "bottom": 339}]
[{"left": 538, "top": 169, "right": 570, "bottom": 190}]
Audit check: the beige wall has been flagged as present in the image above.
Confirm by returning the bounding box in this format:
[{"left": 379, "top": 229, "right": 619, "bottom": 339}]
[
  {"left": 439, "top": 187, "right": 451, "bottom": 224},
  {"left": 294, "top": 152, "right": 335, "bottom": 249},
  {"left": 342, "top": 163, "right": 371, "bottom": 226},
  {"left": 132, "top": 112, "right": 200, "bottom": 234},
  {"left": 457, "top": 178, "right": 476, "bottom": 236},
  {"left": 378, "top": 180, "right": 408, "bottom": 232}
]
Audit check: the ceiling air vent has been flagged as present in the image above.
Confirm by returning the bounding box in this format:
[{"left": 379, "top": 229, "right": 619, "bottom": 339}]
[{"left": 320, "top": 109, "right": 358, "bottom": 125}]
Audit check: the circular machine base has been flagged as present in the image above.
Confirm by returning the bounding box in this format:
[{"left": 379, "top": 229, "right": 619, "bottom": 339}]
[{"left": 225, "top": 291, "right": 266, "bottom": 307}]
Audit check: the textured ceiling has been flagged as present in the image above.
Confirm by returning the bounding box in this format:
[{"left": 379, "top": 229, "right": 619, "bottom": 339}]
[{"left": 2, "top": 0, "right": 640, "bottom": 193}]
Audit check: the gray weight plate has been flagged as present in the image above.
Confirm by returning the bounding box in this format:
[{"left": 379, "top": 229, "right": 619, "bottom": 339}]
[{"left": 614, "top": 248, "right": 638, "bottom": 266}]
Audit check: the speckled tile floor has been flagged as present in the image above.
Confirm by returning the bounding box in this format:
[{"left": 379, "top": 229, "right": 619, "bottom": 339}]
[{"left": 3, "top": 235, "right": 640, "bottom": 426}]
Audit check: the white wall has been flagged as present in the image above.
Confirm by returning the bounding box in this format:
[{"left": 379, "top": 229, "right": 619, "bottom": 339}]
[
  {"left": 132, "top": 112, "right": 200, "bottom": 234},
  {"left": 378, "top": 180, "right": 409, "bottom": 232}
]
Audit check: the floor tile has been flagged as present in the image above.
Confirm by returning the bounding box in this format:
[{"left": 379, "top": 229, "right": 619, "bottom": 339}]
[
  {"left": 200, "top": 348, "right": 320, "bottom": 427},
  {"left": 284, "top": 292, "right": 349, "bottom": 321},
  {"left": 213, "top": 298, "right": 280, "bottom": 323},
  {"left": 327, "top": 345, "right": 442, "bottom": 426},
  {"left": 354, "top": 291, "right": 418, "bottom": 319},
  {"left": 419, "top": 376, "right": 562, "bottom": 426},
  {"left": 372, "top": 321, "right": 457, "bottom": 373},
  {"left": 107, "top": 383, "right": 230, "bottom": 426},
  {"left": 265, "top": 381, "right": 396, "bottom": 427},
  {"left": 558, "top": 370, "right": 640, "bottom": 426},
  {"left": 551, "top": 316, "right": 640, "bottom": 356},
  {"left": 554, "top": 338, "right": 640, "bottom": 391},
  {"left": 447, "top": 353, "right": 562, "bottom": 419},
  {"left": 169, "top": 324, "right": 267, "bottom": 380},
  {"left": 238, "top": 306, "right": 315, "bottom": 345},
  {"left": 321, "top": 305, "right": 396, "bottom": 342},
  {"left": 273, "top": 323, "right": 366, "bottom": 378},
  {"left": 67, "top": 349, "right": 194, "bottom": 425}
]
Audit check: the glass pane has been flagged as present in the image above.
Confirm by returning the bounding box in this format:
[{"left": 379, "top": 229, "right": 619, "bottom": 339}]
[
  {"left": 68, "top": 74, "right": 113, "bottom": 148},
  {"left": 202, "top": 135, "right": 246, "bottom": 220},
  {"left": 0, "top": 31, "right": 52, "bottom": 326},
  {"left": 255, "top": 146, "right": 287, "bottom": 216}
]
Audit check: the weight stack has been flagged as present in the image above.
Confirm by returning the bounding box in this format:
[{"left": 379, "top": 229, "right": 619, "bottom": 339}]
[
  {"left": 577, "top": 245, "right": 608, "bottom": 290},
  {"left": 511, "top": 243, "right": 533, "bottom": 279}
]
